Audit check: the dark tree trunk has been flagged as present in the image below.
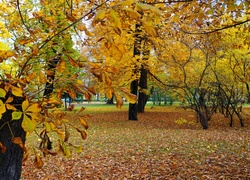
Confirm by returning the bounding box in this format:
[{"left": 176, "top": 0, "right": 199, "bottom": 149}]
[
  {"left": 129, "top": 80, "right": 138, "bottom": 120},
  {"left": 138, "top": 67, "right": 148, "bottom": 113},
  {"left": 106, "top": 96, "right": 114, "bottom": 104},
  {"left": 0, "top": 93, "right": 25, "bottom": 180},
  {"left": 129, "top": 19, "right": 142, "bottom": 120}
]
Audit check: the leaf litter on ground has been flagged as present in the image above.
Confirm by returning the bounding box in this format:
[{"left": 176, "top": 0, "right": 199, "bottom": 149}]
[{"left": 21, "top": 105, "right": 250, "bottom": 179}]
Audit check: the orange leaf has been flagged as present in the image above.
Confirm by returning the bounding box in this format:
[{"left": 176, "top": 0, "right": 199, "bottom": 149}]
[
  {"left": 67, "top": 88, "right": 76, "bottom": 99},
  {"left": 104, "top": 74, "right": 112, "bottom": 86},
  {"left": 66, "top": 55, "right": 79, "bottom": 67},
  {"left": 12, "top": 137, "right": 24, "bottom": 149},
  {"left": 32, "top": 44, "right": 39, "bottom": 55},
  {"left": 22, "top": 147, "right": 29, "bottom": 163},
  {"left": 34, "top": 149, "right": 43, "bottom": 168},
  {"left": 0, "top": 142, "right": 6, "bottom": 153},
  {"left": 75, "top": 127, "right": 87, "bottom": 140},
  {"left": 87, "top": 87, "right": 96, "bottom": 95},
  {"left": 66, "top": 11, "right": 76, "bottom": 22},
  {"left": 115, "top": 94, "right": 123, "bottom": 108},
  {"left": 64, "top": 125, "right": 70, "bottom": 142},
  {"left": 27, "top": 72, "right": 36, "bottom": 82},
  {"left": 84, "top": 91, "right": 91, "bottom": 101},
  {"left": 79, "top": 117, "right": 88, "bottom": 130},
  {"left": 40, "top": 148, "right": 57, "bottom": 156},
  {"left": 77, "top": 22, "right": 87, "bottom": 31}
]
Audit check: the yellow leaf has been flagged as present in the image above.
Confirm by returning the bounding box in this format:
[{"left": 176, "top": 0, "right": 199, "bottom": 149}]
[
  {"left": 22, "top": 99, "right": 29, "bottom": 112},
  {"left": 0, "top": 88, "right": 6, "bottom": 98},
  {"left": 22, "top": 115, "right": 37, "bottom": 133},
  {"left": 144, "top": 25, "right": 158, "bottom": 37},
  {"left": 119, "top": 88, "right": 137, "bottom": 104},
  {"left": 115, "top": 0, "right": 134, "bottom": 7},
  {"left": 0, "top": 100, "right": 6, "bottom": 119},
  {"left": 136, "top": 3, "right": 162, "bottom": 15},
  {"left": 44, "top": 122, "right": 51, "bottom": 132},
  {"left": 66, "top": 55, "right": 79, "bottom": 67},
  {"left": 106, "top": 88, "right": 113, "bottom": 100},
  {"left": 11, "top": 86, "right": 23, "bottom": 97},
  {"left": 57, "top": 58, "right": 66, "bottom": 73},
  {"left": 26, "top": 103, "right": 41, "bottom": 113},
  {"left": 122, "top": 8, "right": 141, "bottom": 19},
  {"left": 93, "top": 9, "right": 106, "bottom": 24},
  {"left": 39, "top": 71, "right": 47, "bottom": 84},
  {"left": 171, "top": 15, "right": 180, "bottom": 23},
  {"left": 109, "top": 9, "right": 122, "bottom": 29},
  {"left": 34, "top": 149, "right": 43, "bottom": 168},
  {"left": 79, "top": 117, "right": 88, "bottom": 130}
]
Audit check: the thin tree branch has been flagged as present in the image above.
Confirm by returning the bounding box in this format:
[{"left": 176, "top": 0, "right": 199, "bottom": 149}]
[
  {"left": 148, "top": 70, "right": 181, "bottom": 89},
  {"left": 18, "top": 1, "right": 109, "bottom": 77},
  {"left": 181, "top": 19, "right": 250, "bottom": 35},
  {"left": 16, "top": 0, "right": 30, "bottom": 32},
  {"left": 147, "top": 0, "right": 193, "bottom": 4}
]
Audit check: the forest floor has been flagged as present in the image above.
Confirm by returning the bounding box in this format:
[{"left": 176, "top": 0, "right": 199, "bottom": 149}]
[{"left": 21, "top": 104, "right": 250, "bottom": 180}]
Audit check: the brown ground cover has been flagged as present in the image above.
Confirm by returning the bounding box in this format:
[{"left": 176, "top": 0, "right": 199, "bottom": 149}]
[{"left": 22, "top": 105, "right": 250, "bottom": 179}]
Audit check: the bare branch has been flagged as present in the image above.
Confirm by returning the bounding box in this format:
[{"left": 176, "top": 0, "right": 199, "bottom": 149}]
[{"left": 16, "top": 0, "right": 30, "bottom": 32}]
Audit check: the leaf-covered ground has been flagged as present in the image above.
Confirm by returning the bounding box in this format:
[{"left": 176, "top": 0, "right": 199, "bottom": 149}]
[{"left": 22, "top": 104, "right": 250, "bottom": 179}]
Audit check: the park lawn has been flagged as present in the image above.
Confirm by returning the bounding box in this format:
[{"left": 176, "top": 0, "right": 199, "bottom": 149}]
[{"left": 22, "top": 104, "right": 250, "bottom": 179}]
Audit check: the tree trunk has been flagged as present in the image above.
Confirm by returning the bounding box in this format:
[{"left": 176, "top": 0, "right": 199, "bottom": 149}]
[
  {"left": 138, "top": 67, "right": 148, "bottom": 113},
  {"left": 129, "top": 80, "right": 138, "bottom": 120},
  {"left": 128, "top": 19, "right": 142, "bottom": 120},
  {"left": 0, "top": 94, "right": 25, "bottom": 180},
  {"left": 106, "top": 96, "right": 114, "bottom": 104}
]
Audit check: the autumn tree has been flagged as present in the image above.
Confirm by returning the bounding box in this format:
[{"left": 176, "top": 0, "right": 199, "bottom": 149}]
[{"left": 0, "top": 1, "right": 117, "bottom": 179}]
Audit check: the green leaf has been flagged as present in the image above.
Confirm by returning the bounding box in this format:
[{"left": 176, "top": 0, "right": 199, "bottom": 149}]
[
  {"left": 0, "top": 88, "right": 6, "bottom": 98},
  {"left": 59, "top": 140, "right": 71, "bottom": 157},
  {"left": 12, "top": 111, "right": 23, "bottom": 120}
]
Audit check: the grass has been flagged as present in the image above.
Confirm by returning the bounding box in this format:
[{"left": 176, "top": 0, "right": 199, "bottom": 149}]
[{"left": 22, "top": 103, "right": 250, "bottom": 179}]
